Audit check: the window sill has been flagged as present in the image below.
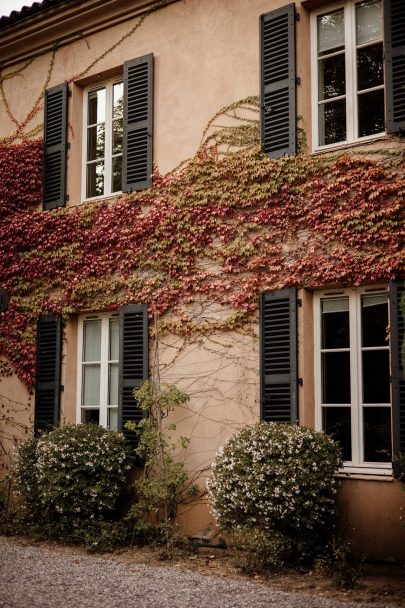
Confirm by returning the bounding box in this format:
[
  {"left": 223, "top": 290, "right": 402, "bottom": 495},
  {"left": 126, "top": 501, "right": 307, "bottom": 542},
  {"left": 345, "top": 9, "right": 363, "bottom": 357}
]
[
  {"left": 312, "top": 134, "right": 389, "bottom": 156},
  {"left": 337, "top": 469, "right": 393, "bottom": 482},
  {"left": 75, "top": 193, "right": 123, "bottom": 207}
]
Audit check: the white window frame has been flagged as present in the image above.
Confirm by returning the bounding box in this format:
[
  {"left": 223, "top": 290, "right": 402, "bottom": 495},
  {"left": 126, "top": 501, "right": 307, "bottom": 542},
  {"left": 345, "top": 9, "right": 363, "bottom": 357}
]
[
  {"left": 81, "top": 78, "right": 123, "bottom": 202},
  {"left": 311, "top": 0, "right": 385, "bottom": 152},
  {"left": 76, "top": 313, "right": 119, "bottom": 429},
  {"left": 314, "top": 286, "right": 392, "bottom": 476}
]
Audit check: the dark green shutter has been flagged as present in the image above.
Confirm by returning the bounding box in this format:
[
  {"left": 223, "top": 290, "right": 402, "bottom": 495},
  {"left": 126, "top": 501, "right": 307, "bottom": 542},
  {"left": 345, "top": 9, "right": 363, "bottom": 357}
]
[
  {"left": 34, "top": 315, "right": 62, "bottom": 433},
  {"left": 122, "top": 54, "right": 153, "bottom": 192},
  {"left": 43, "top": 83, "right": 68, "bottom": 210},
  {"left": 384, "top": 0, "right": 405, "bottom": 133},
  {"left": 260, "top": 288, "right": 297, "bottom": 423},
  {"left": 390, "top": 280, "right": 405, "bottom": 477},
  {"left": 119, "top": 304, "right": 148, "bottom": 444},
  {"left": 260, "top": 4, "right": 296, "bottom": 158}
]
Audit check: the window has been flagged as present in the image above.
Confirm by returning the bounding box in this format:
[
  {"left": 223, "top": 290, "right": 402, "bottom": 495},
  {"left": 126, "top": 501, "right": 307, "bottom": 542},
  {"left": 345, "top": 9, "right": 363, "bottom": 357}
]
[
  {"left": 314, "top": 287, "right": 392, "bottom": 474},
  {"left": 312, "top": 0, "right": 385, "bottom": 149},
  {"left": 82, "top": 80, "right": 123, "bottom": 199},
  {"left": 77, "top": 314, "right": 119, "bottom": 430}
]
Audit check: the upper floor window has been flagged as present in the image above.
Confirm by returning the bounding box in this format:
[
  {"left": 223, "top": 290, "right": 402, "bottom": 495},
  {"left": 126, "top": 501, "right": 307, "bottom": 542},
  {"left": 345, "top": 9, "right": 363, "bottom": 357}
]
[
  {"left": 312, "top": 0, "right": 385, "bottom": 149},
  {"left": 83, "top": 80, "right": 123, "bottom": 199}
]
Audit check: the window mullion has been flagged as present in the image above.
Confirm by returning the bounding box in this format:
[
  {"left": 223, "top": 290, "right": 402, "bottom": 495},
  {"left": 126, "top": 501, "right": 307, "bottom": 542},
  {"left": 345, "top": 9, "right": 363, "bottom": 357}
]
[
  {"left": 105, "top": 83, "right": 113, "bottom": 196},
  {"left": 348, "top": 290, "right": 359, "bottom": 465},
  {"left": 99, "top": 317, "right": 109, "bottom": 428},
  {"left": 345, "top": 1, "right": 356, "bottom": 142},
  {"left": 354, "top": 289, "right": 364, "bottom": 466},
  {"left": 76, "top": 317, "right": 84, "bottom": 424}
]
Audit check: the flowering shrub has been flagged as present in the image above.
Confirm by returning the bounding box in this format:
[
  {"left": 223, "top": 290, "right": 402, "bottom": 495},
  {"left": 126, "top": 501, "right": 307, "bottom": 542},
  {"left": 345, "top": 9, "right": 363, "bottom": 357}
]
[
  {"left": 208, "top": 423, "right": 342, "bottom": 562},
  {"left": 14, "top": 424, "right": 130, "bottom": 526}
]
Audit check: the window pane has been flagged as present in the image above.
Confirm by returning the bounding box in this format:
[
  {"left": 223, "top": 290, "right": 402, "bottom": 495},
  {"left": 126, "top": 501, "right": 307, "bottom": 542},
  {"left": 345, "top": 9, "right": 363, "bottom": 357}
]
[
  {"left": 109, "top": 318, "right": 119, "bottom": 360},
  {"left": 358, "top": 89, "right": 385, "bottom": 137},
  {"left": 113, "top": 82, "right": 124, "bottom": 119},
  {"left": 87, "top": 125, "right": 105, "bottom": 161},
  {"left": 83, "top": 320, "right": 101, "bottom": 361},
  {"left": 318, "top": 54, "right": 345, "bottom": 101},
  {"left": 112, "top": 119, "right": 123, "bottom": 154},
  {"left": 361, "top": 294, "right": 388, "bottom": 347},
  {"left": 82, "top": 364, "right": 100, "bottom": 406},
  {"left": 357, "top": 43, "right": 383, "bottom": 91},
  {"left": 318, "top": 10, "right": 345, "bottom": 56},
  {"left": 363, "top": 407, "right": 391, "bottom": 462},
  {"left": 112, "top": 156, "right": 122, "bottom": 193},
  {"left": 88, "top": 88, "right": 106, "bottom": 125},
  {"left": 82, "top": 409, "right": 100, "bottom": 424},
  {"left": 321, "top": 298, "right": 349, "bottom": 349},
  {"left": 362, "top": 350, "right": 390, "bottom": 403},
  {"left": 356, "top": 0, "right": 382, "bottom": 46},
  {"left": 322, "top": 352, "right": 351, "bottom": 404},
  {"left": 323, "top": 406, "right": 352, "bottom": 461},
  {"left": 108, "top": 363, "right": 119, "bottom": 406},
  {"left": 108, "top": 408, "right": 118, "bottom": 431},
  {"left": 319, "top": 99, "right": 346, "bottom": 146},
  {"left": 87, "top": 161, "right": 104, "bottom": 198}
]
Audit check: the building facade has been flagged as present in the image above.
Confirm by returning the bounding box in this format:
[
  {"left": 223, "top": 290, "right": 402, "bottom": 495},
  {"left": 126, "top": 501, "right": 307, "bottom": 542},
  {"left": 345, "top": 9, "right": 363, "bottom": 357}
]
[{"left": 0, "top": 0, "right": 404, "bottom": 560}]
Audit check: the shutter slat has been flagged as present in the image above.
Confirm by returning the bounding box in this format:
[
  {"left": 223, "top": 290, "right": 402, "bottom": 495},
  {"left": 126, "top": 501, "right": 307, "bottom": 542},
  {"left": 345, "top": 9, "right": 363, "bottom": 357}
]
[
  {"left": 385, "top": 0, "right": 405, "bottom": 132},
  {"left": 35, "top": 315, "right": 62, "bottom": 434},
  {"left": 119, "top": 304, "right": 148, "bottom": 445},
  {"left": 260, "top": 288, "right": 297, "bottom": 424},
  {"left": 260, "top": 4, "right": 296, "bottom": 158},
  {"left": 122, "top": 54, "right": 153, "bottom": 192},
  {"left": 43, "top": 83, "right": 68, "bottom": 210},
  {"left": 390, "top": 280, "right": 405, "bottom": 478}
]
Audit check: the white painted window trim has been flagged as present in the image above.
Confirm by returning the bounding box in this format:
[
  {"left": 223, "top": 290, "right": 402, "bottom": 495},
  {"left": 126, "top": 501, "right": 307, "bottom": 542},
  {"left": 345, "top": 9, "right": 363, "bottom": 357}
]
[
  {"left": 314, "top": 285, "right": 392, "bottom": 476},
  {"left": 76, "top": 313, "right": 119, "bottom": 428},
  {"left": 81, "top": 78, "right": 123, "bottom": 202},
  {"left": 310, "top": 0, "right": 385, "bottom": 152}
]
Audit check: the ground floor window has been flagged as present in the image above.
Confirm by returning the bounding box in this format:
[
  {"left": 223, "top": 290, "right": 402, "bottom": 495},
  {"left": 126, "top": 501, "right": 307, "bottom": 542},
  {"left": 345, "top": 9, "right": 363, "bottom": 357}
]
[
  {"left": 77, "top": 314, "right": 119, "bottom": 430},
  {"left": 314, "top": 286, "right": 392, "bottom": 473}
]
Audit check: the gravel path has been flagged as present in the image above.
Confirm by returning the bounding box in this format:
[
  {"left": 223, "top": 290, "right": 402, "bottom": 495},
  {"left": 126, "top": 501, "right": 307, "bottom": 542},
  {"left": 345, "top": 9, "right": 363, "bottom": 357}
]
[{"left": 0, "top": 537, "right": 400, "bottom": 608}]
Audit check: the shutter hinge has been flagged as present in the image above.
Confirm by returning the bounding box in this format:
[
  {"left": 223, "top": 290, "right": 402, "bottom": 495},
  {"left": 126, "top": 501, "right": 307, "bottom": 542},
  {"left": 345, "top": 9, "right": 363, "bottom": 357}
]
[
  {"left": 295, "top": 12, "right": 300, "bottom": 21},
  {"left": 296, "top": 77, "right": 301, "bottom": 86},
  {"left": 298, "top": 378, "right": 304, "bottom": 387},
  {"left": 297, "top": 298, "right": 302, "bottom": 307},
  {"left": 67, "top": 142, "right": 71, "bottom": 149},
  {"left": 68, "top": 88, "right": 72, "bottom": 97},
  {"left": 66, "top": 194, "right": 70, "bottom": 202},
  {"left": 60, "top": 385, "right": 64, "bottom": 391}
]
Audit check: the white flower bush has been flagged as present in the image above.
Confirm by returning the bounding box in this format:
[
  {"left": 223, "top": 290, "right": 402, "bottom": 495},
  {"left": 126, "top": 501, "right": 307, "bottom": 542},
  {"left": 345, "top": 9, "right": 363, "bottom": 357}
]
[
  {"left": 207, "top": 423, "right": 341, "bottom": 559},
  {"left": 14, "top": 424, "right": 129, "bottom": 521}
]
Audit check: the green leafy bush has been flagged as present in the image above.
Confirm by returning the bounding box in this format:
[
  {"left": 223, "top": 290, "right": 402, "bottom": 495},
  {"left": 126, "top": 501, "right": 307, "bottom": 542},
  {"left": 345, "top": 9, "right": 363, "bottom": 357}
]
[
  {"left": 13, "top": 424, "right": 130, "bottom": 546},
  {"left": 207, "top": 423, "right": 342, "bottom": 564}
]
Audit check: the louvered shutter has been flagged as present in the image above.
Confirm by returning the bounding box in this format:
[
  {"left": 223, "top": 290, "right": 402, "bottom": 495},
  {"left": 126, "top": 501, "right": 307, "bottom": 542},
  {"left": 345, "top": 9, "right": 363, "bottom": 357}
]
[
  {"left": 260, "top": 4, "right": 296, "bottom": 158},
  {"left": 385, "top": 0, "right": 405, "bottom": 133},
  {"left": 43, "top": 83, "right": 68, "bottom": 210},
  {"left": 390, "top": 280, "right": 405, "bottom": 477},
  {"left": 122, "top": 54, "right": 153, "bottom": 192},
  {"left": 119, "top": 304, "right": 148, "bottom": 445},
  {"left": 260, "top": 288, "right": 297, "bottom": 423},
  {"left": 34, "top": 315, "right": 62, "bottom": 434}
]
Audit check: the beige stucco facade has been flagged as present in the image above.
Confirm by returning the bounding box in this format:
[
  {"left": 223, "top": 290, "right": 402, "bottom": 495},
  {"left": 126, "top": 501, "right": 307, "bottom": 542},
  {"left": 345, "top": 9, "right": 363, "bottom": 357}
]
[{"left": 1, "top": 0, "right": 404, "bottom": 561}]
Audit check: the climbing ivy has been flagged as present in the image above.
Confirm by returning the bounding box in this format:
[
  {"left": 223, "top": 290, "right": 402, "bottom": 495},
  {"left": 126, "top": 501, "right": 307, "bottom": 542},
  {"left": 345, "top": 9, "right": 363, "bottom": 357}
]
[
  {"left": 0, "top": 2, "right": 403, "bottom": 387},
  {"left": 0, "top": 97, "right": 403, "bottom": 387}
]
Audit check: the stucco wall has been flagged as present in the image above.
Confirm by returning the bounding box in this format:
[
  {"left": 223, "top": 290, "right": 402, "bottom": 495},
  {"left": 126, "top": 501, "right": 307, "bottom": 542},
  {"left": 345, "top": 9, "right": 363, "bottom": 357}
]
[{"left": 1, "top": 0, "right": 404, "bottom": 561}]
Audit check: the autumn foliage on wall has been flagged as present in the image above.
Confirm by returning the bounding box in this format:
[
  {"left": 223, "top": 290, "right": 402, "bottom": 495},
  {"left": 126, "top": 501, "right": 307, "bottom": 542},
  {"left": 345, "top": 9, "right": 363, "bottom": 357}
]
[{"left": 0, "top": 109, "right": 404, "bottom": 387}]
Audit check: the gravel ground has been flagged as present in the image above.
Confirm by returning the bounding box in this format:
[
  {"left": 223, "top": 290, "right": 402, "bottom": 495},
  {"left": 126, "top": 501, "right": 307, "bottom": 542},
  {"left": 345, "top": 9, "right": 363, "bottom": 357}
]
[{"left": 0, "top": 537, "right": 401, "bottom": 608}]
